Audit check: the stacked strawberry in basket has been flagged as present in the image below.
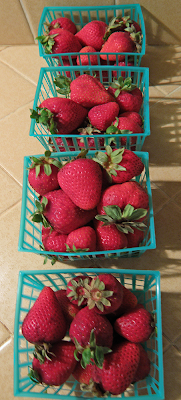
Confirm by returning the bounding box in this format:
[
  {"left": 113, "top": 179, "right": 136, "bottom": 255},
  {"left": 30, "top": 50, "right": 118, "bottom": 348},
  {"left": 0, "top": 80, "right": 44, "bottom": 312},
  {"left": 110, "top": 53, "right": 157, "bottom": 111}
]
[{"left": 22, "top": 273, "right": 154, "bottom": 394}]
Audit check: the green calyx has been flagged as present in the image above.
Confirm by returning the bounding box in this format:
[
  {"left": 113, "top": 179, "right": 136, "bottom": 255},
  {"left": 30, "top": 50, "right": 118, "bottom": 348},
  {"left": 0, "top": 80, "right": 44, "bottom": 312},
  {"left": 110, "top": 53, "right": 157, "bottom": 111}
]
[
  {"left": 29, "top": 150, "right": 62, "bottom": 177},
  {"left": 30, "top": 107, "right": 58, "bottom": 135},
  {"left": 66, "top": 244, "right": 90, "bottom": 253},
  {"left": 31, "top": 197, "right": 51, "bottom": 228},
  {"left": 54, "top": 75, "right": 71, "bottom": 97},
  {"left": 33, "top": 343, "right": 55, "bottom": 364},
  {"left": 67, "top": 277, "right": 90, "bottom": 306},
  {"left": 93, "top": 145, "right": 126, "bottom": 179},
  {"left": 95, "top": 204, "right": 148, "bottom": 234},
  {"left": 105, "top": 118, "right": 133, "bottom": 146},
  {"left": 110, "top": 76, "right": 137, "bottom": 97},
  {"left": 36, "top": 32, "right": 58, "bottom": 54},
  {"left": 74, "top": 330, "right": 112, "bottom": 369},
  {"left": 83, "top": 276, "right": 114, "bottom": 312},
  {"left": 28, "top": 368, "right": 41, "bottom": 384}
]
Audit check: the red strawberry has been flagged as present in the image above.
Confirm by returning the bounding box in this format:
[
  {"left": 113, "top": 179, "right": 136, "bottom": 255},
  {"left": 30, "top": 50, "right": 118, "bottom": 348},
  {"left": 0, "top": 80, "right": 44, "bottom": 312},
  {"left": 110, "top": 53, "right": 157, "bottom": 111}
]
[
  {"left": 84, "top": 273, "right": 123, "bottom": 314},
  {"left": 94, "top": 146, "right": 144, "bottom": 185},
  {"left": 77, "top": 125, "right": 105, "bottom": 150},
  {"left": 28, "top": 151, "right": 61, "bottom": 196},
  {"left": 107, "top": 116, "right": 143, "bottom": 147},
  {"left": 114, "top": 304, "right": 155, "bottom": 343},
  {"left": 58, "top": 59, "right": 80, "bottom": 78},
  {"left": 57, "top": 158, "right": 103, "bottom": 210},
  {"left": 22, "top": 287, "right": 67, "bottom": 344},
  {"left": 47, "top": 17, "right": 77, "bottom": 34},
  {"left": 75, "top": 20, "right": 107, "bottom": 51},
  {"left": 31, "top": 340, "right": 77, "bottom": 386},
  {"left": 95, "top": 340, "right": 140, "bottom": 394},
  {"left": 77, "top": 46, "right": 98, "bottom": 66},
  {"left": 66, "top": 275, "right": 92, "bottom": 306},
  {"left": 41, "top": 226, "right": 67, "bottom": 252},
  {"left": 72, "top": 362, "right": 94, "bottom": 385},
  {"left": 30, "top": 97, "right": 88, "bottom": 135},
  {"left": 55, "top": 289, "right": 82, "bottom": 327},
  {"left": 132, "top": 344, "right": 151, "bottom": 382},
  {"left": 37, "top": 28, "right": 82, "bottom": 57},
  {"left": 31, "top": 190, "right": 97, "bottom": 234},
  {"left": 108, "top": 76, "right": 143, "bottom": 113},
  {"left": 49, "top": 136, "right": 76, "bottom": 152},
  {"left": 100, "top": 32, "right": 136, "bottom": 62},
  {"left": 94, "top": 219, "right": 128, "bottom": 251},
  {"left": 112, "top": 61, "right": 134, "bottom": 78},
  {"left": 66, "top": 226, "right": 97, "bottom": 252},
  {"left": 126, "top": 227, "right": 145, "bottom": 248},
  {"left": 88, "top": 102, "right": 119, "bottom": 131},
  {"left": 120, "top": 111, "right": 143, "bottom": 126},
  {"left": 108, "top": 285, "right": 138, "bottom": 319}
]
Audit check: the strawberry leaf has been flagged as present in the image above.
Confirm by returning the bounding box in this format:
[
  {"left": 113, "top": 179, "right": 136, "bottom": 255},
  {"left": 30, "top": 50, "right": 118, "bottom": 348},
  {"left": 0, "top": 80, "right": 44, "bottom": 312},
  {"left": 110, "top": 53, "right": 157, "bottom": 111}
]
[{"left": 44, "top": 163, "right": 52, "bottom": 176}]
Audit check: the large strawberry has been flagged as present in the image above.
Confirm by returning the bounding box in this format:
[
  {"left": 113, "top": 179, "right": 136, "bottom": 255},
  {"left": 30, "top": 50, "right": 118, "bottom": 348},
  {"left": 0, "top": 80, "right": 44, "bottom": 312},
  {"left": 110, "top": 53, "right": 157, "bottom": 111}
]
[
  {"left": 94, "top": 219, "right": 128, "bottom": 251},
  {"left": 75, "top": 20, "right": 108, "bottom": 51},
  {"left": 54, "top": 74, "right": 116, "bottom": 109},
  {"left": 30, "top": 340, "right": 77, "bottom": 386},
  {"left": 88, "top": 102, "right": 120, "bottom": 131},
  {"left": 46, "top": 17, "right": 77, "bottom": 34},
  {"left": 100, "top": 31, "right": 136, "bottom": 62},
  {"left": 57, "top": 157, "right": 103, "bottom": 210},
  {"left": 114, "top": 304, "right": 155, "bottom": 343},
  {"left": 41, "top": 226, "right": 67, "bottom": 252},
  {"left": 31, "top": 190, "right": 97, "bottom": 234},
  {"left": 107, "top": 285, "right": 138, "bottom": 320},
  {"left": 108, "top": 76, "right": 143, "bottom": 113},
  {"left": 37, "top": 28, "right": 82, "bottom": 56},
  {"left": 22, "top": 287, "right": 67, "bottom": 344},
  {"left": 55, "top": 289, "right": 82, "bottom": 327},
  {"left": 30, "top": 97, "right": 88, "bottom": 135},
  {"left": 28, "top": 151, "right": 61, "bottom": 196},
  {"left": 66, "top": 226, "right": 97, "bottom": 252}
]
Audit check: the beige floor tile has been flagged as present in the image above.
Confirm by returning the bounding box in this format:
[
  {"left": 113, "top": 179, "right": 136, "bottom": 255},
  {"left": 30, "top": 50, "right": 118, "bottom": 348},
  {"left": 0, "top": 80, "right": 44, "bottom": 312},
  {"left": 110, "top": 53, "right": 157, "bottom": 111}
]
[
  {"left": 174, "top": 335, "right": 181, "bottom": 352},
  {"left": 161, "top": 286, "right": 181, "bottom": 342},
  {"left": 0, "top": 322, "right": 11, "bottom": 345},
  {"left": 0, "top": 45, "right": 47, "bottom": 85},
  {"left": 0, "top": 168, "right": 22, "bottom": 214},
  {"left": 0, "top": 61, "right": 37, "bottom": 120},
  {"left": 167, "top": 86, "right": 181, "bottom": 99},
  {"left": 174, "top": 191, "right": 181, "bottom": 208},
  {"left": 162, "top": 334, "right": 171, "bottom": 352},
  {"left": 150, "top": 182, "right": 170, "bottom": 214},
  {"left": 163, "top": 345, "right": 181, "bottom": 400}
]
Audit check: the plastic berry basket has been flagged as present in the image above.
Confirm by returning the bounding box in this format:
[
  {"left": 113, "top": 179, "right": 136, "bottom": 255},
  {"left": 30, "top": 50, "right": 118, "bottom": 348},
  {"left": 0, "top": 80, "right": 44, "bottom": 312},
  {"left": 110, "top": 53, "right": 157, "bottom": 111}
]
[
  {"left": 18, "top": 150, "right": 156, "bottom": 262},
  {"left": 14, "top": 267, "right": 164, "bottom": 399},
  {"left": 29, "top": 65, "right": 150, "bottom": 152},
  {"left": 37, "top": 4, "right": 146, "bottom": 68}
]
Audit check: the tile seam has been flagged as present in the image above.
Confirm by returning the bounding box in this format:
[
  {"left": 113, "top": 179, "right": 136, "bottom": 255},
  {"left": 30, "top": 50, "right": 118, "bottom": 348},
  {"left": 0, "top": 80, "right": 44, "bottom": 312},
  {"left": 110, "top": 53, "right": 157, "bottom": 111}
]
[
  {"left": 19, "top": 0, "right": 35, "bottom": 43},
  {"left": 0, "top": 199, "right": 22, "bottom": 218},
  {"left": 0, "top": 165, "right": 23, "bottom": 188},
  {"left": 0, "top": 59, "right": 38, "bottom": 86}
]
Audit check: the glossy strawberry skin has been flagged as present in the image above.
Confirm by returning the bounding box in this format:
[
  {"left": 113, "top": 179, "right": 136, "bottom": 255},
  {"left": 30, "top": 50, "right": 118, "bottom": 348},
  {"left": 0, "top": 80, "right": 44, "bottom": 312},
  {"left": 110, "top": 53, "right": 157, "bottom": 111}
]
[
  {"left": 120, "top": 111, "right": 143, "bottom": 126},
  {"left": 66, "top": 226, "right": 97, "bottom": 252},
  {"left": 75, "top": 20, "right": 107, "bottom": 51},
  {"left": 39, "top": 97, "right": 88, "bottom": 134},
  {"left": 32, "top": 340, "right": 77, "bottom": 386},
  {"left": 72, "top": 362, "right": 94, "bottom": 385},
  {"left": 48, "top": 17, "right": 77, "bottom": 34},
  {"left": 55, "top": 289, "right": 82, "bottom": 327},
  {"left": 57, "top": 158, "right": 103, "bottom": 210},
  {"left": 90, "top": 273, "right": 123, "bottom": 314},
  {"left": 42, "top": 189, "right": 97, "bottom": 234},
  {"left": 107, "top": 285, "right": 138, "bottom": 320},
  {"left": 48, "top": 28, "right": 82, "bottom": 57},
  {"left": 114, "top": 304, "right": 155, "bottom": 343},
  {"left": 100, "top": 32, "right": 136, "bottom": 62},
  {"left": 108, "top": 86, "right": 143, "bottom": 113},
  {"left": 41, "top": 226, "right": 67, "bottom": 252},
  {"left": 77, "top": 46, "right": 98, "bottom": 66},
  {"left": 28, "top": 164, "right": 60, "bottom": 196},
  {"left": 94, "top": 219, "right": 128, "bottom": 251},
  {"left": 22, "top": 287, "right": 67, "bottom": 344},
  {"left": 132, "top": 344, "right": 151, "bottom": 382},
  {"left": 126, "top": 228, "right": 145, "bottom": 248},
  {"left": 88, "top": 102, "right": 120, "bottom": 131}
]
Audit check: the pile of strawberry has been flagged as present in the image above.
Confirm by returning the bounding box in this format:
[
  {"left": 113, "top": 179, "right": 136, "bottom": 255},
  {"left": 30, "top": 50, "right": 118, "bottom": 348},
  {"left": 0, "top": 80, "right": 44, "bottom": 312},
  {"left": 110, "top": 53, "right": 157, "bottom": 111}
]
[
  {"left": 29, "top": 146, "right": 149, "bottom": 258},
  {"left": 22, "top": 273, "right": 154, "bottom": 394},
  {"left": 30, "top": 72, "right": 144, "bottom": 152}
]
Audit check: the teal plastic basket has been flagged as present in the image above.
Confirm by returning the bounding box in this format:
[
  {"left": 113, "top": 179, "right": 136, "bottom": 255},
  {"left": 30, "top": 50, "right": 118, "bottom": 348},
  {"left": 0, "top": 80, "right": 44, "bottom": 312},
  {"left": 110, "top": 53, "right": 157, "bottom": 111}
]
[
  {"left": 29, "top": 66, "right": 150, "bottom": 152},
  {"left": 14, "top": 268, "right": 164, "bottom": 399},
  {"left": 37, "top": 5, "right": 146, "bottom": 67},
  {"left": 18, "top": 150, "right": 156, "bottom": 263}
]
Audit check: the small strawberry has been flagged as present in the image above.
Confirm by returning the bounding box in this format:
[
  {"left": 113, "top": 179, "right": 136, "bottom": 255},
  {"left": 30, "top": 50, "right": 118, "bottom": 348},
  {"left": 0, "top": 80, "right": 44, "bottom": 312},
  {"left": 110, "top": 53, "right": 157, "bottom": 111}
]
[
  {"left": 105, "top": 116, "right": 143, "bottom": 148},
  {"left": 94, "top": 145, "right": 144, "bottom": 185},
  {"left": 100, "top": 31, "right": 136, "bottom": 62},
  {"left": 112, "top": 60, "right": 134, "bottom": 78},
  {"left": 66, "top": 226, "right": 97, "bottom": 252},
  {"left": 28, "top": 151, "right": 61, "bottom": 196},
  {"left": 72, "top": 362, "right": 94, "bottom": 385},
  {"left": 30, "top": 340, "right": 77, "bottom": 386},
  {"left": 94, "top": 219, "right": 128, "bottom": 251},
  {"left": 57, "top": 157, "right": 103, "bottom": 210},
  {"left": 88, "top": 102, "right": 119, "bottom": 131},
  {"left": 30, "top": 97, "right": 88, "bottom": 135},
  {"left": 46, "top": 17, "right": 77, "bottom": 34},
  {"left": 37, "top": 28, "right": 82, "bottom": 56},
  {"left": 22, "top": 287, "right": 67, "bottom": 345},
  {"left": 41, "top": 226, "right": 67, "bottom": 252},
  {"left": 120, "top": 111, "right": 143, "bottom": 127},
  {"left": 77, "top": 46, "right": 98, "bottom": 66},
  {"left": 55, "top": 289, "right": 82, "bottom": 327},
  {"left": 108, "top": 76, "right": 143, "bottom": 113},
  {"left": 114, "top": 304, "right": 155, "bottom": 343},
  {"left": 75, "top": 21, "right": 108, "bottom": 51},
  {"left": 132, "top": 344, "right": 151, "bottom": 382},
  {"left": 66, "top": 275, "right": 92, "bottom": 306},
  {"left": 31, "top": 190, "right": 97, "bottom": 234}
]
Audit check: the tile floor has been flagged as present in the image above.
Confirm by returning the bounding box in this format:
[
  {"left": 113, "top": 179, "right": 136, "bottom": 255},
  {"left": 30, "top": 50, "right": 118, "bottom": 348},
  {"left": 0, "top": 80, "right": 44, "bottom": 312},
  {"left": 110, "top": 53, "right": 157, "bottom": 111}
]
[{"left": 0, "top": 44, "right": 181, "bottom": 400}]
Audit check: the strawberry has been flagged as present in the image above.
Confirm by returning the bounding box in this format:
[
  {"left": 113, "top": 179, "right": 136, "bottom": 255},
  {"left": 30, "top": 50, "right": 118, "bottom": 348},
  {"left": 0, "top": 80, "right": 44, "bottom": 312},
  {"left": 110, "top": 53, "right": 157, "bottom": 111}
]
[
  {"left": 41, "top": 226, "right": 67, "bottom": 252},
  {"left": 55, "top": 289, "right": 82, "bottom": 327},
  {"left": 77, "top": 125, "right": 105, "bottom": 150},
  {"left": 120, "top": 111, "right": 143, "bottom": 126},
  {"left": 31, "top": 190, "right": 97, "bottom": 234},
  {"left": 37, "top": 28, "right": 82, "bottom": 56},
  {"left": 103, "top": 15, "right": 142, "bottom": 47},
  {"left": 108, "top": 76, "right": 143, "bottom": 113},
  {"left": 72, "top": 362, "right": 94, "bottom": 385},
  {"left": 84, "top": 273, "right": 123, "bottom": 314},
  {"left": 47, "top": 17, "right": 77, "bottom": 34},
  {"left": 66, "top": 226, "right": 97, "bottom": 252},
  {"left": 114, "top": 304, "right": 155, "bottom": 343},
  {"left": 112, "top": 60, "right": 134, "bottom": 78},
  {"left": 132, "top": 344, "right": 151, "bottom": 382},
  {"left": 57, "top": 157, "right": 103, "bottom": 210},
  {"left": 126, "top": 227, "right": 145, "bottom": 248},
  {"left": 54, "top": 74, "right": 116, "bottom": 109},
  {"left": 30, "top": 97, "right": 88, "bottom": 135},
  {"left": 58, "top": 59, "right": 80, "bottom": 79},
  {"left": 94, "top": 219, "right": 128, "bottom": 251},
  {"left": 108, "top": 285, "right": 138, "bottom": 319},
  {"left": 75, "top": 20, "right": 108, "bottom": 51},
  {"left": 100, "top": 32, "right": 136, "bottom": 62},
  {"left": 31, "top": 340, "right": 77, "bottom": 386},
  {"left": 88, "top": 102, "right": 119, "bottom": 131},
  {"left": 66, "top": 275, "right": 92, "bottom": 306},
  {"left": 106, "top": 116, "right": 143, "bottom": 148},
  {"left": 28, "top": 151, "right": 61, "bottom": 196},
  {"left": 94, "top": 146, "right": 144, "bottom": 185},
  {"left": 22, "top": 287, "right": 67, "bottom": 344},
  {"left": 95, "top": 340, "right": 140, "bottom": 394},
  {"left": 77, "top": 46, "right": 98, "bottom": 66},
  {"left": 49, "top": 136, "right": 76, "bottom": 152}
]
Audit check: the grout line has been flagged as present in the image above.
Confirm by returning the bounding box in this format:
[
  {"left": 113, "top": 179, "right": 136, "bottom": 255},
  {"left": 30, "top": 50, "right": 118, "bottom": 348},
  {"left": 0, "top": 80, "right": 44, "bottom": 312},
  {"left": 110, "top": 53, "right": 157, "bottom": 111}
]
[
  {"left": 0, "top": 99, "right": 34, "bottom": 122},
  {"left": 0, "top": 336, "right": 13, "bottom": 352},
  {"left": 19, "top": 0, "right": 35, "bottom": 43},
  {"left": 0, "top": 199, "right": 22, "bottom": 218},
  {"left": 0, "top": 58, "right": 38, "bottom": 86},
  {"left": 0, "top": 165, "right": 23, "bottom": 188},
  {"left": 0, "top": 320, "right": 12, "bottom": 335}
]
